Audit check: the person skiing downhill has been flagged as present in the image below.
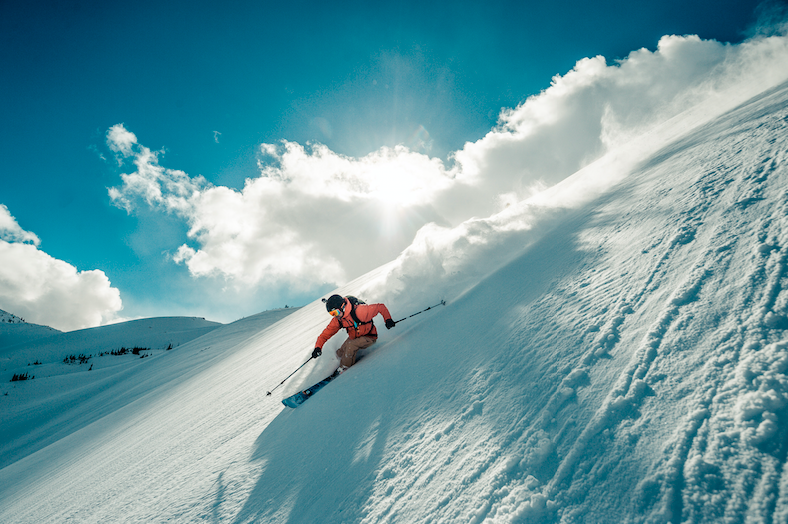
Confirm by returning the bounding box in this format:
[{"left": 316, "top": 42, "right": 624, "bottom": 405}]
[{"left": 312, "top": 294, "right": 396, "bottom": 373}]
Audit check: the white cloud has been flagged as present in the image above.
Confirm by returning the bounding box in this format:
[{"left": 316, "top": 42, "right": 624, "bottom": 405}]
[
  {"left": 110, "top": 132, "right": 454, "bottom": 288},
  {"left": 446, "top": 33, "right": 788, "bottom": 221},
  {"left": 0, "top": 206, "right": 123, "bottom": 331},
  {"left": 107, "top": 123, "right": 138, "bottom": 158},
  {"left": 0, "top": 204, "right": 40, "bottom": 245},
  {"left": 108, "top": 30, "right": 788, "bottom": 294},
  {"left": 107, "top": 129, "right": 208, "bottom": 215}
]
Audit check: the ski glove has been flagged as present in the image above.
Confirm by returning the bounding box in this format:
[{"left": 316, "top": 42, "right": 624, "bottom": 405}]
[
  {"left": 312, "top": 347, "right": 322, "bottom": 358},
  {"left": 385, "top": 319, "right": 396, "bottom": 329}
]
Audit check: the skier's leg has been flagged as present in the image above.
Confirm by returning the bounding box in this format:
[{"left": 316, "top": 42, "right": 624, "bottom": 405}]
[{"left": 335, "top": 336, "right": 376, "bottom": 368}]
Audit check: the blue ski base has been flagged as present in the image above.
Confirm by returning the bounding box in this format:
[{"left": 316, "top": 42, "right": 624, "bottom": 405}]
[{"left": 282, "top": 369, "right": 340, "bottom": 408}]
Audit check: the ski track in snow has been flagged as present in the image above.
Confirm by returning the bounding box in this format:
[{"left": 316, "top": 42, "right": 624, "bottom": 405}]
[
  {"left": 540, "top": 84, "right": 788, "bottom": 523},
  {"left": 2, "top": 85, "right": 788, "bottom": 523}
]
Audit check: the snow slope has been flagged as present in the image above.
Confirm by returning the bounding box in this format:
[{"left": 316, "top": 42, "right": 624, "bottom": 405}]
[
  {"left": 0, "top": 309, "right": 60, "bottom": 350},
  {"left": 2, "top": 83, "right": 788, "bottom": 524},
  {"left": 0, "top": 314, "right": 227, "bottom": 468},
  {"left": 241, "top": 82, "right": 788, "bottom": 523}
]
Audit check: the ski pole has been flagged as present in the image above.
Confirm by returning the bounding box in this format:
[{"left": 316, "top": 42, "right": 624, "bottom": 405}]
[
  {"left": 266, "top": 356, "right": 314, "bottom": 396},
  {"left": 393, "top": 299, "right": 446, "bottom": 324}
]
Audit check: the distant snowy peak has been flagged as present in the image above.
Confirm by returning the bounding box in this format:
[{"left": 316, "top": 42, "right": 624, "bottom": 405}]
[
  {"left": 0, "top": 309, "right": 62, "bottom": 352},
  {"left": 0, "top": 309, "right": 27, "bottom": 324}
]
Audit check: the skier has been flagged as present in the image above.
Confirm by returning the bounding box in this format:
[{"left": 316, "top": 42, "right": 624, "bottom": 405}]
[{"left": 311, "top": 294, "right": 396, "bottom": 373}]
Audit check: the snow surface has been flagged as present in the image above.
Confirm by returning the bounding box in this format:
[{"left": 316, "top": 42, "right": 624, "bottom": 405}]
[
  {"left": 2, "top": 83, "right": 788, "bottom": 523},
  {"left": 0, "top": 309, "right": 61, "bottom": 350},
  {"left": 0, "top": 314, "right": 230, "bottom": 469}
]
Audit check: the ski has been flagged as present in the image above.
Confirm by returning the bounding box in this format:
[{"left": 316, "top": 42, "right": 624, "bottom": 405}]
[{"left": 281, "top": 368, "right": 342, "bottom": 408}]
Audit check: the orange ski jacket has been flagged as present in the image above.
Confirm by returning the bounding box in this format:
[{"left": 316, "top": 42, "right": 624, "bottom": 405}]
[{"left": 315, "top": 298, "right": 393, "bottom": 349}]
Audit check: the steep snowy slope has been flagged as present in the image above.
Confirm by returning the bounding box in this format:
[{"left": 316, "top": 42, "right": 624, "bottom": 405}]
[
  {"left": 233, "top": 82, "right": 788, "bottom": 523},
  {"left": 1, "top": 84, "right": 787, "bottom": 524}
]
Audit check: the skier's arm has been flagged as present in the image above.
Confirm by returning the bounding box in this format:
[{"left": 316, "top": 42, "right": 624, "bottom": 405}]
[
  {"left": 373, "top": 303, "right": 392, "bottom": 323},
  {"left": 358, "top": 303, "right": 393, "bottom": 323},
  {"left": 315, "top": 318, "right": 341, "bottom": 349}
]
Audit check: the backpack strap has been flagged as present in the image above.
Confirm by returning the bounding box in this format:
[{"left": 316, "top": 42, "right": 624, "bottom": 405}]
[{"left": 348, "top": 300, "right": 373, "bottom": 330}]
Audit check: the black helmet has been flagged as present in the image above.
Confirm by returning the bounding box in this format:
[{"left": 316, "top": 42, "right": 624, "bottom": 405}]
[{"left": 325, "top": 294, "right": 345, "bottom": 312}]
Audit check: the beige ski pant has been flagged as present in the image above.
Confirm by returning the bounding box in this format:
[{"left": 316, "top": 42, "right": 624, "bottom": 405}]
[{"left": 335, "top": 335, "right": 377, "bottom": 368}]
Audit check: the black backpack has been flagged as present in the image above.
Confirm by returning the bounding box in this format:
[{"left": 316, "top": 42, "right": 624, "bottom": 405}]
[{"left": 345, "top": 296, "right": 373, "bottom": 329}]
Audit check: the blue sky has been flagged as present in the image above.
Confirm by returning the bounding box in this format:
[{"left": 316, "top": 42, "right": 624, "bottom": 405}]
[{"left": 0, "top": 0, "right": 781, "bottom": 328}]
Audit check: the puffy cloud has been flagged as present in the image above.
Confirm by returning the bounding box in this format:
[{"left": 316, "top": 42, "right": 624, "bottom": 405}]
[
  {"left": 110, "top": 130, "right": 453, "bottom": 288},
  {"left": 0, "top": 206, "right": 123, "bottom": 331},
  {"left": 106, "top": 127, "right": 207, "bottom": 215},
  {"left": 446, "top": 32, "right": 788, "bottom": 221},
  {"left": 108, "top": 30, "right": 788, "bottom": 293},
  {"left": 106, "top": 123, "right": 138, "bottom": 157},
  {"left": 0, "top": 204, "right": 40, "bottom": 245}
]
